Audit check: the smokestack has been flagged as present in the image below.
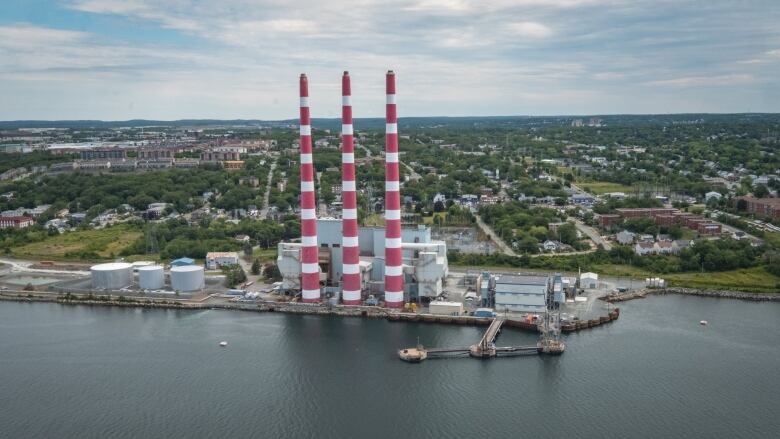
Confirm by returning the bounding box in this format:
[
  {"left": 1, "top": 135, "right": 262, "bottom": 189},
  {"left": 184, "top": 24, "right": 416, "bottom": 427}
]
[
  {"left": 299, "top": 74, "right": 320, "bottom": 303},
  {"left": 383, "top": 70, "right": 403, "bottom": 308},
  {"left": 341, "top": 72, "right": 361, "bottom": 305}
]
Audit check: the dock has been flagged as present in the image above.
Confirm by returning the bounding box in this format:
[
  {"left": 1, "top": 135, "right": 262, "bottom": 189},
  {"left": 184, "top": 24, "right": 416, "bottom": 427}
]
[{"left": 399, "top": 317, "right": 549, "bottom": 362}]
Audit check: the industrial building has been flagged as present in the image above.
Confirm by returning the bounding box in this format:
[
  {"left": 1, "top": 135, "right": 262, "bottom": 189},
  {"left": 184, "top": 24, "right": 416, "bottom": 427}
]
[
  {"left": 206, "top": 252, "right": 239, "bottom": 270},
  {"left": 276, "top": 71, "right": 449, "bottom": 307},
  {"left": 277, "top": 218, "right": 448, "bottom": 303},
  {"left": 493, "top": 275, "right": 549, "bottom": 314}
]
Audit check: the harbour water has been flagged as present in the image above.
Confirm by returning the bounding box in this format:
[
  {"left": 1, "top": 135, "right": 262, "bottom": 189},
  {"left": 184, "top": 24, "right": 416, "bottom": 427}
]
[{"left": 1, "top": 296, "right": 779, "bottom": 438}]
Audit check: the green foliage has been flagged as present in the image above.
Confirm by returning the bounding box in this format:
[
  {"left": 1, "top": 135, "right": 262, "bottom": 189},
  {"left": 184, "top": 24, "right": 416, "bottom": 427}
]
[{"left": 221, "top": 264, "right": 246, "bottom": 288}]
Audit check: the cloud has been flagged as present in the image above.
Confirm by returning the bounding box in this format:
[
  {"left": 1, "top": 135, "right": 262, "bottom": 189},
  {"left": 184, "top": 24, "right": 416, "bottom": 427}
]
[
  {"left": 646, "top": 74, "right": 755, "bottom": 87},
  {"left": 506, "top": 22, "right": 553, "bottom": 38}
]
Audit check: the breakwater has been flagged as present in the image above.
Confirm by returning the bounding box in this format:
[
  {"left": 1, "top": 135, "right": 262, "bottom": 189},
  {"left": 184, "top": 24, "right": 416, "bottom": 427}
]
[{"left": 601, "top": 287, "right": 780, "bottom": 303}]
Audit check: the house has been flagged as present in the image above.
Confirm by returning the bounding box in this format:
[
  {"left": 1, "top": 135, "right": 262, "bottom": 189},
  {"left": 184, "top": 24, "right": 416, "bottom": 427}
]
[
  {"left": 541, "top": 240, "right": 559, "bottom": 252},
  {"left": 206, "top": 252, "right": 240, "bottom": 270},
  {"left": 616, "top": 230, "right": 635, "bottom": 245},
  {"left": 235, "top": 234, "right": 251, "bottom": 243},
  {"left": 0, "top": 216, "right": 35, "bottom": 229}
]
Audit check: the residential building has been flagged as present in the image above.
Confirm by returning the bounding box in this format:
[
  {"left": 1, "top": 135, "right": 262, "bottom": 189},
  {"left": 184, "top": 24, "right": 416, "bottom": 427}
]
[
  {"left": 206, "top": 252, "right": 240, "bottom": 270},
  {"left": 223, "top": 160, "right": 245, "bottom": 170},
  {"left": 79, "top": 148, "right": 126, "bottom": 160},
  {"left": 0, "top": 216, "right": 35, "bottom": 229},
  {"left": 735, "top": 196, "right": 780, "bottom": 219}
]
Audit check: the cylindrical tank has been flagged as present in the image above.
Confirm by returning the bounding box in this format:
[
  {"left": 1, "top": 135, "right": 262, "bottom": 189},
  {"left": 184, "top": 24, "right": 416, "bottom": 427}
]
[
  {"left": 91, "top": 262, "right": 133, "bottom": 289},
  {"left": 138, "top": 265, "right": 164, "bottom": 290},
  {"left": 170, "top": 265, "right": 204, "bottom": 292}
]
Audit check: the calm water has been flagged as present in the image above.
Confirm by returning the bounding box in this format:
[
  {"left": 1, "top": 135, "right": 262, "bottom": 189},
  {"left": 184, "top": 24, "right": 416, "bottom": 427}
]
[{"left": 1, "top": 297, "right": 779, "bottom": 439}]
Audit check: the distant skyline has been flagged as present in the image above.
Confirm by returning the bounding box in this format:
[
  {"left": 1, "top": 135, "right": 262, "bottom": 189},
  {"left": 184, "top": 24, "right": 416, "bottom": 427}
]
[{"left": 1, "top": 0, "right": 779, "bottom": 120}]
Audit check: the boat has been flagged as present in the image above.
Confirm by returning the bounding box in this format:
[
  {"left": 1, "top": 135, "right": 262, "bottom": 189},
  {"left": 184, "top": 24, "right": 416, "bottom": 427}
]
[
  {"left": 700, "top": 320, "right": 708, "bottom": 326},
  {"left": 219, "top": 341, "right": 228, "bottom": 347}
]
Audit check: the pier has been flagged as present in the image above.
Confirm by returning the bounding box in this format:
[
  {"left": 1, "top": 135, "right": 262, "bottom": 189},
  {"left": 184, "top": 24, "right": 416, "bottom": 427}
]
[{"left": 399, "top": 317, "right": 548, "bottom": 362}]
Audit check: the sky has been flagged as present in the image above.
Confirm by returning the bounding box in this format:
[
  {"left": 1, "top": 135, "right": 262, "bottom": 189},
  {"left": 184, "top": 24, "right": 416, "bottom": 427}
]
[{"left": 1, "top": 0, "right": 779, "bottom": 120}]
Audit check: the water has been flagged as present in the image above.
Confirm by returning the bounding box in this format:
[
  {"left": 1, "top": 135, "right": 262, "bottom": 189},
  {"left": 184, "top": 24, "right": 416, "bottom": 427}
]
[{"left": 1, "top": 296, "right": 779, "bottom": 438}]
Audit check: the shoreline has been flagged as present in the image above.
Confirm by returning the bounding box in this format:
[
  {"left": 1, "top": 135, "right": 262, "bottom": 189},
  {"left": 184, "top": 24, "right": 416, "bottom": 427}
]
[
  {"left": 0, "top": 291, "right": 619, "bottom": 333},
  {"left": 600, "top": 287, "right": 780, "bottom": 303}
]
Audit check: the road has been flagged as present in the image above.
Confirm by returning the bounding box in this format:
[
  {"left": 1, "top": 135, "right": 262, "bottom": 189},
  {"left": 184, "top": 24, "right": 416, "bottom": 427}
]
[
  {"left": 0, "top": 257, "right": 89, "bottom": 275},
  {"left": 573, "top": 219, "right": 612, "bottom": 251},
  {"left": 474, "top": 214, "right": 517, "bottom": 257},
  {"left": 260, "top": 160, "right": 277, "bottom": 219}
]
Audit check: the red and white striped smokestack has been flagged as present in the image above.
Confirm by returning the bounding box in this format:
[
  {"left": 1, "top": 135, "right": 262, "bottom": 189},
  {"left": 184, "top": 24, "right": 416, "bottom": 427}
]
[
  {"left": 340, "top": 72, "right": 361, "bottom": 305},
  {"left": 383, "top": 70, "right": 404, "bottom": 308},
  {"left": 299, "top": 74, "right": 320, "bottom": 303}
]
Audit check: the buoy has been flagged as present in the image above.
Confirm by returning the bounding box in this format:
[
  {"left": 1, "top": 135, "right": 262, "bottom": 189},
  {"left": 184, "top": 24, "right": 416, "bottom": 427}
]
[
  {"left": 699, "top": 320, "right": 708, "bottom": 326},
  {"left": 219, "top": 341, "right": 228, "bottom": 346}
]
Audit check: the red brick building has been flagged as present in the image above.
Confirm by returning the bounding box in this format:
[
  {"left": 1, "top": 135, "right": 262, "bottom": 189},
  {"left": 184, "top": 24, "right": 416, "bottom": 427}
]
[{"left": 736, "top": 196, "right": 780, "bottom": 219}]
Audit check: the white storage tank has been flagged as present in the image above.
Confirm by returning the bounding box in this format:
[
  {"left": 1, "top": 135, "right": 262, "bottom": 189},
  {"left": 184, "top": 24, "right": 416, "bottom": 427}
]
[
  {"left": 170, "top": 265, "right": 204, "bottom": 292},
  {"left": 91, "top": 262, "right": 133, "bottom": 290},
  {"left": 138, "top": 265, "right": 164, "bottom": 290}
]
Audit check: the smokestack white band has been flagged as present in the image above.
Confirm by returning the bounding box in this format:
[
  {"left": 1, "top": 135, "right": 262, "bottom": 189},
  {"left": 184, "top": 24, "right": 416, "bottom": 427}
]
[
  {"left": 342, "top": 153, "right": 354, "bottom": 163},
  {"left": 342, "top": 208, "right": 357, "bottom": 219},
  {"left": 342, "top": 236, "right": 358, "bottom": 247},
  {"left": 300, "top": 125, "right": 311, "bottom": 136},
  {"left": 385, "top": 265, "right": 403, "bottom": 276},
  {"left": 386, "top": 94, "right": 396, "bottom": 104},
  {"left": 300, "top": 153, "right": 312, "bottom": 164},
  {"left": 385, "top": 152, "right": 398, "bottom": 163},
  {"left": 301, "top": 208, "right": 316, "bottom": 220},
  {"left": 342, "top": 95, "right": 351, "bottom": 106},
  {"left": 301, "top": 263, "right": 319, "bottom": 274},
  {"left": 385, "top": 237, "right": 402, "bottom": 248},
  {"left": 300, "top": 97, "right": 309, "bottom": 107},
  {"left": 385, "top": 180, "right": 399, "bottom": 191},
  {"left": 301, "top": 235, "right": 317, "bottom": 246},
  {"left": 342, "top": 290, "right": 360, "bottom": 299},
  {"left": 343, "top": 264, "right": 360, "bottom": 275},
  {"left": 385, "top": 209, "right": 400, "bottom": 220},
  {"left": 302, "top": 289, "right": 321, "bottom": 298},
  {"left": 342, "top": 124, "right": 353, "bottom": 135},
  {"left": 385, "top": 291, "right": 403, "bottom": 302},
  {"left": 301, "top": 181, "right": 314, "bottom": 191},
  {"left": 342, "top": 181, "right": 356, "bottom": 191},
  {"left": 385, "top": 123, "right": 397, "bottom": 134}
]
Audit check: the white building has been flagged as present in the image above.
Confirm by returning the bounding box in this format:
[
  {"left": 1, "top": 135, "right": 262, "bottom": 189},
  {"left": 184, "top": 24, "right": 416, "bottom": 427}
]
[
  {"left": 580, "top": 272, "right": 598, "bottom": 289},
  {"left": 493, "top": 275, "right": 549, "bottom": 314},
  {"left": 206, "top": 252, "right": 240, "bottom": 270}
]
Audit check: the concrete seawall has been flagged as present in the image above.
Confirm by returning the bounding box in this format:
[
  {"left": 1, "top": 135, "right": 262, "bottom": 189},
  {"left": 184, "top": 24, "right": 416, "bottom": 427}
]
[{"left": 601, "top": 287, "right": 780, "bottom": 303}]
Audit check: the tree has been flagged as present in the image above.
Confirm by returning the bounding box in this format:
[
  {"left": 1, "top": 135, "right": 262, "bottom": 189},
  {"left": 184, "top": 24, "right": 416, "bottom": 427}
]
[
  {"left": 557, "top": 222, "right": 578, "bottom": 245},
  {"left": 243, "top": 241, "right": 253, "bottom": 257},
  {"left": 753, "top": 184, "right": 769, "bottom": 198},
  {"left": 251, "top": 258, "right": 261, "bottom": 275}
]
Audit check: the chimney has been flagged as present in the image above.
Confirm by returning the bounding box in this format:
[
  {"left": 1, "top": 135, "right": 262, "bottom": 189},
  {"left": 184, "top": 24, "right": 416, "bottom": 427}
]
[
  {"left": 341, "top": 71, "right": 361, "bottom": 305},
  {"left": 299, "top": 74, "right": 320, "bottom": 303},
  {"left": 383, "top": 70, "right": 404, "bottom": 308}
]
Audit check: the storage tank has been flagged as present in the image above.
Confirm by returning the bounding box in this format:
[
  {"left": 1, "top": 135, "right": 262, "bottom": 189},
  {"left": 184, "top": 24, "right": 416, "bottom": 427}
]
[
  {"left": 170, "top": 265, "right": 204, "bottom": 292},
  {"left": 138, "top": 265, "right": 164, "bottom": 290},
  {"left": 91, "top": 262, "right": 133, "bottom": 289}
]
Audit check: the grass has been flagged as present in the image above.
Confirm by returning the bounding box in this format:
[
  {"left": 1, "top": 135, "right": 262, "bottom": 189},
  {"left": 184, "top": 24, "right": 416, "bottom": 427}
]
[
  {"left": 422, "top": 212, "right": 447, "bottom": 225},
  {"left": 251, "top": 248, "right": 277, "bottom": 263},
  {"left": 665, "top": 267, "right": 780, "bottom": 293},
  {"left": 577, "top": 181, "right": 634, "bottom": 194},
  {"left": 362, "top": 213, "right": 385, "bottom": 227},
  {"left": 10, "top": 224, "right": 142, "bottom": 261}
]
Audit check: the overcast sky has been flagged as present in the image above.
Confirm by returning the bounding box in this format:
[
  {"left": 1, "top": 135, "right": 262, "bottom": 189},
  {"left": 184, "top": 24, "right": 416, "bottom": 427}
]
[{"left": 1, "top": 0, "right": 779, "bottom": 120}]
